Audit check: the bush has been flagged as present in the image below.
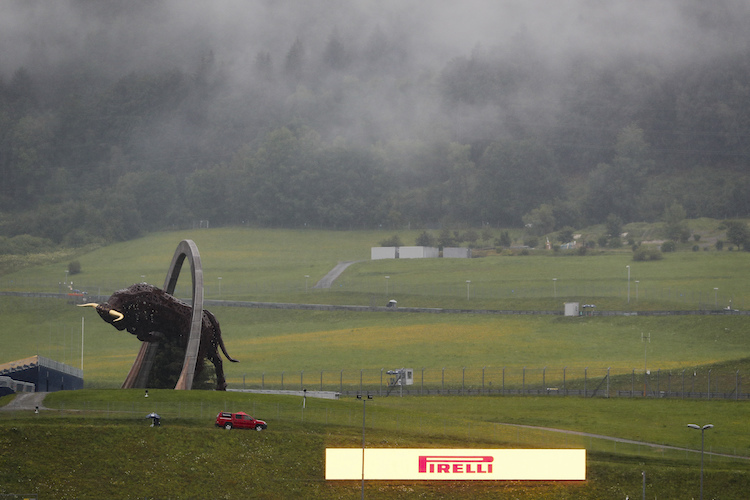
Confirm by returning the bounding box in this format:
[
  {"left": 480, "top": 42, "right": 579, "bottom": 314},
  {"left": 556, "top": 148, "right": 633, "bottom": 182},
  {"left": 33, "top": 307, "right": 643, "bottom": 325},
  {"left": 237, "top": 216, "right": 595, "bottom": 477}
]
[
  {"left": 633, "top": 246, "right": 663, "bottom": 261},
  {"left": 68, "top": 261, "right": 81, "bottom": 275},
  {"left": 523, "top": 237, "right": 539, "bottom": 248},
  {"left": 462, "top": 229, "right": 479, "bottom": 245},
  {"left": 495, "top": 231, "right": 512, "bottom": 248},
  {"left": 415, "top": 231, "right": 436, "bottom": 247},
  {"left": 661, "top": 241, "right": 676, "bottom": 252},
  {"left": 379, "top": 234, "right": 402, "bottom": 247},
  {"left": 716, "top": 240, "right": 724, "bottom": 250}
]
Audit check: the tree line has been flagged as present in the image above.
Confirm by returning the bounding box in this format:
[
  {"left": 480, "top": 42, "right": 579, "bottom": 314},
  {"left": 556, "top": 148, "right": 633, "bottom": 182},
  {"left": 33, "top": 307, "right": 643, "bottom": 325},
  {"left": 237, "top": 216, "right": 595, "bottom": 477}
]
[{"left": 1, "top": 18, "right": 750, "bottom": 251}]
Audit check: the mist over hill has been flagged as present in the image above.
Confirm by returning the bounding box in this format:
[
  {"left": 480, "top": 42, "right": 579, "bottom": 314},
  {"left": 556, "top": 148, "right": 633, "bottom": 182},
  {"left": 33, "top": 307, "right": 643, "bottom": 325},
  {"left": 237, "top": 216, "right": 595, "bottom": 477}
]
[{"left": 1, "top": 0, "right": 750, "bottom": 247}]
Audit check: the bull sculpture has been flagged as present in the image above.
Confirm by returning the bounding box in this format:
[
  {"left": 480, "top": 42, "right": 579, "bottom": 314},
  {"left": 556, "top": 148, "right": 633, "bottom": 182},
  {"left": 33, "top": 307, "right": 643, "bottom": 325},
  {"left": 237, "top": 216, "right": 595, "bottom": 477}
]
[{"left": 79, "top": 283, "right": 238, "bottom": 390}]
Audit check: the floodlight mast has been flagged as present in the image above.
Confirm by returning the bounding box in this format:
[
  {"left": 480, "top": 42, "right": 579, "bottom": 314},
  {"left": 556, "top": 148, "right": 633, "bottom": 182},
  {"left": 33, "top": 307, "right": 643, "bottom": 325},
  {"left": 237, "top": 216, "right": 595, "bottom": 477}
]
[{"left": 687, "top": 423, "right": 714, "bottom": 500}]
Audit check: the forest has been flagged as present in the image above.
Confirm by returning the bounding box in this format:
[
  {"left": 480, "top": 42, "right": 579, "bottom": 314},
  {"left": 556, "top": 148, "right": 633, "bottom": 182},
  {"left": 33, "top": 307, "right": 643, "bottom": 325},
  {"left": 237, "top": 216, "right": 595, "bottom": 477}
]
[{"left": 1, "top": 0, "right": 750, "bottom": 250}]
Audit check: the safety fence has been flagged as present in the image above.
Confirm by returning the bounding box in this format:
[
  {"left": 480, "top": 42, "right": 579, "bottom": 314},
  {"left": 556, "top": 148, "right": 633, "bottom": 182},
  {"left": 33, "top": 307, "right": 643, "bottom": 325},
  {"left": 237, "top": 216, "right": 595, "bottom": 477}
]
[{"left": 229, "top": 365, "right": 750, "bottom": 400}]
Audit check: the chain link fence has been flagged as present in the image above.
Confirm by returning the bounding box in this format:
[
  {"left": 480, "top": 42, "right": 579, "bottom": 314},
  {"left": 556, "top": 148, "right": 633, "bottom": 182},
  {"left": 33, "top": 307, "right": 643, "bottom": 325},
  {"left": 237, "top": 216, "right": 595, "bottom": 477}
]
[{"left": 230, "top": 365, "right": 748, "bottom": 400}]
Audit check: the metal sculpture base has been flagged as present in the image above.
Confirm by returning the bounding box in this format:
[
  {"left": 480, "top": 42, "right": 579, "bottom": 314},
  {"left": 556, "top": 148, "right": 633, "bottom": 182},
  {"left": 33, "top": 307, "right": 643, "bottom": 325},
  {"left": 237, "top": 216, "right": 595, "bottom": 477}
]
[{"left": 121, "top": 240, "right": 205, "bottom": 390}]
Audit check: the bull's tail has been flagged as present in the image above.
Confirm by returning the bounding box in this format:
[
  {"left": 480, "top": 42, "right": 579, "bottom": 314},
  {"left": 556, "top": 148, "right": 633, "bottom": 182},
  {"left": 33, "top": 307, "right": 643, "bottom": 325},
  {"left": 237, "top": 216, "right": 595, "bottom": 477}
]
[{"left": 206, "top": 310, "right": 239, "bottom": 363}]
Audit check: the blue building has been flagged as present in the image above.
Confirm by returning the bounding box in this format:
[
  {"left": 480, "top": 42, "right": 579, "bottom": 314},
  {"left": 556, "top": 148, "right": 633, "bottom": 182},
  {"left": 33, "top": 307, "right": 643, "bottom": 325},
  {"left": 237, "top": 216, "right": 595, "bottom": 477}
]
[{"left": 0, "top": 355, "right": 83, "bottom": 393}]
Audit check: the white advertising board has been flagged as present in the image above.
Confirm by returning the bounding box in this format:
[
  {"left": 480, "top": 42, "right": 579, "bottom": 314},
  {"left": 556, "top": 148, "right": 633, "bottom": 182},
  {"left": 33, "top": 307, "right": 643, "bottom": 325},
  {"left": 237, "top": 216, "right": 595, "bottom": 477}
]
[{"left": 325, "top": 448, "right": 586, "bottom": 481}]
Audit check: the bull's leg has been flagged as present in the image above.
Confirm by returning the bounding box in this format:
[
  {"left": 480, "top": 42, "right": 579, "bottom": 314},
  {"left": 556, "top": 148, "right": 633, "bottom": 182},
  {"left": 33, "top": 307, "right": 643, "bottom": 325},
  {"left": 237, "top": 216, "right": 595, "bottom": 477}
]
[{"left": 210, "top": 354, "right": 227, "bottom": 391}]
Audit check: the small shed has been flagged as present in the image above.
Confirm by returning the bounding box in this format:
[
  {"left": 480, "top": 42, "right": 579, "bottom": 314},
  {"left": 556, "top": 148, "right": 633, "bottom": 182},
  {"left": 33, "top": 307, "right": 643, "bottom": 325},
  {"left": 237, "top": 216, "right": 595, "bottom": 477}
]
[
  {"left": 399, "top": 246, "right": 439, "bottom": 259},
  {"left": 371, "top": 247, "right": 398, "bottom": 260},
  {"left": 564, "top": 302, "right": 580, "bottom": 317}
]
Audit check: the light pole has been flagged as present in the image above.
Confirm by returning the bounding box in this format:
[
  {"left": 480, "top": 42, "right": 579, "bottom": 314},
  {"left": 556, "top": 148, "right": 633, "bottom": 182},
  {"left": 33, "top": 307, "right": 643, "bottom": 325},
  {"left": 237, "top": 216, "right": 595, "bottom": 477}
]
[
  {"left": 357, "top": 393, "right": 373, "bottom": 499},
  {"left": 713, "top": 288, "right": 718, "bottom": 308},
  {"left": 642, "top": 332, "right": 650, "bottom": 396},
  {"left": 687, "top": 423, "right": 713, "bottom": 500},
  {"left": 466, "top": 280, "right": 471, "bottom": 300},
  {"left": 626, "top": 265, "right": 631, "bottom": 304},
  {"left": 552, "top": 278, "right": 557, "bottom": 299}
]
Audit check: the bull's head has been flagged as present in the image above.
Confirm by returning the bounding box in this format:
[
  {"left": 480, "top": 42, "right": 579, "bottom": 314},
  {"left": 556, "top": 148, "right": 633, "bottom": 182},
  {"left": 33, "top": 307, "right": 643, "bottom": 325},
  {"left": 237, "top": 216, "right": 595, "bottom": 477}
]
[{"left": 78, "top": 303, "right": 126, "bottom": 327}]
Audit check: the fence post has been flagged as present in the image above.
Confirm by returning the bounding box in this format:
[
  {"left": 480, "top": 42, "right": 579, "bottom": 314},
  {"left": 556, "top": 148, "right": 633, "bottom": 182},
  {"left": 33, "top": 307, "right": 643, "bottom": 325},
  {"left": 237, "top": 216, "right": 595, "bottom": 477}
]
[
  {"left": 320, "top": 370, "right": 323, "bottom": 392},
  {"left": 737, "top": 370, "right": 740, "bottom": 401},
  {"left": 360, "top": 369, "right": 363, "bottom": 394},
  {"left": 281, "top": 371, "right": 284, "bottom": 391},
  {"left": 543, "top": 367, "right": 546, "bottom": 393},
  {"left": 584, "top": 368, "right": 587, "bottom": 398},
  {"left": 340, "top": 370, "right": 343, "bottom": 395},
  {"left": 681, "top": 369, "right": 686, "bottom": 398},
  {"left": 301, "top": 370, "right": 304, "bottom": 391},
  {"left": 607, "top": 367, "right": 610, "bottom": 398},
  {"left": 656, "top": 369, "right": 660, "bottom": 395}
]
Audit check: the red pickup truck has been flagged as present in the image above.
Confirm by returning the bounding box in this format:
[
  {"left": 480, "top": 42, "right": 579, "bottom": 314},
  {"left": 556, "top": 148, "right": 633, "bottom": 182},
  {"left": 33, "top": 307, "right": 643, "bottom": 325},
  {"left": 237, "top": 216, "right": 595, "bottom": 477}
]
[{"left": 215, "top": 411, "right": 267, "bottom": 431}]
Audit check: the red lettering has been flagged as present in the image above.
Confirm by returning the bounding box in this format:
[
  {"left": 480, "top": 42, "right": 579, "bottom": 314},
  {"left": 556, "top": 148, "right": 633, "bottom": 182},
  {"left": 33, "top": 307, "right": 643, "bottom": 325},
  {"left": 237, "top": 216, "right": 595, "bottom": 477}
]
[{"left": 418, "top": 455, "right": 494, "bottom": 474}]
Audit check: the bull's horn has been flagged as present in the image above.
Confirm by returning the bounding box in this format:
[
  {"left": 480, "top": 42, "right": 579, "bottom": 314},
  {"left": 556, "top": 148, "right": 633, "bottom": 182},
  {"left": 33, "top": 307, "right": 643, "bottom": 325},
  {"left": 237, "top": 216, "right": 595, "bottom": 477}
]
[
  {"left": 109, "top": 309, "right": 125, "bottom": 322},
  {"left": 77, "top": 303, "right": 99, "bottom": 308}
]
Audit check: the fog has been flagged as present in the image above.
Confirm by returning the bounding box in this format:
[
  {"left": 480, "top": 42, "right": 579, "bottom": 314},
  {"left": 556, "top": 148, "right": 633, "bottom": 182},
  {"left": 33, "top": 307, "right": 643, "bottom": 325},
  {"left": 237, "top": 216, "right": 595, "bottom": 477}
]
[
  {"left": 3, "top": 1, "right": 748, "bottom": 78},
  {"left": 2, "top": 0, "right": 750, "bottom": 151}
]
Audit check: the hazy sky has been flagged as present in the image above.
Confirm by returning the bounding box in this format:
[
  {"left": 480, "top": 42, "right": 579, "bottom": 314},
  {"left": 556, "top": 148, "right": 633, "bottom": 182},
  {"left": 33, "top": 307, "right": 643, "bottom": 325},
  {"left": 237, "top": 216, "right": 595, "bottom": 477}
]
[{"left": 2, "top": 0, "right": 748, "bottom": 79}]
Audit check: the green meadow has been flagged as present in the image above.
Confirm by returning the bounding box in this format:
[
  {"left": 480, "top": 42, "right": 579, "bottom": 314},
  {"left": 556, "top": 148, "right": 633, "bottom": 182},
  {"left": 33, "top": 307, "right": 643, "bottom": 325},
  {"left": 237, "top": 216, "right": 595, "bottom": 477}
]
[{"left": 2, "top": 226, "right": 750, "bottom": 498}]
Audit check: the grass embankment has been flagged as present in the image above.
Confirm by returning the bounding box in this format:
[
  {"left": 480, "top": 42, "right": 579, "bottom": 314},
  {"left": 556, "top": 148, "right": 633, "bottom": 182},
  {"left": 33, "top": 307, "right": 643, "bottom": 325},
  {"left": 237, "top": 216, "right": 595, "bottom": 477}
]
[{"left": 1, "top": 390, "right": 748, "bottom": 499}]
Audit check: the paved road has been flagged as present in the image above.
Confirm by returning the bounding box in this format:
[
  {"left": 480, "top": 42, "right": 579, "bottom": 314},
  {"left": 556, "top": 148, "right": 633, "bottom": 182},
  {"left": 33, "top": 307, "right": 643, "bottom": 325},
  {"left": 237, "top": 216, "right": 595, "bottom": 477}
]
[
  {"left": 0, "top": 392, "right": 48, "bottom": 411},
  {"left": 312, "top": 261, "right": 359, "bottom": 289}
]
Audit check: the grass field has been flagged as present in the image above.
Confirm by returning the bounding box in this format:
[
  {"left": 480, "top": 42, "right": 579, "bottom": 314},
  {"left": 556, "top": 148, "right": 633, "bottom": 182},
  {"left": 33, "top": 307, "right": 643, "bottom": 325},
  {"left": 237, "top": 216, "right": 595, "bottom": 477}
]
[
  {"left": 2, "top": 390, "right": 749, "bottom": 499},
  {"left": 2, "top": 226, "right": 750, "bottom": 498}
]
